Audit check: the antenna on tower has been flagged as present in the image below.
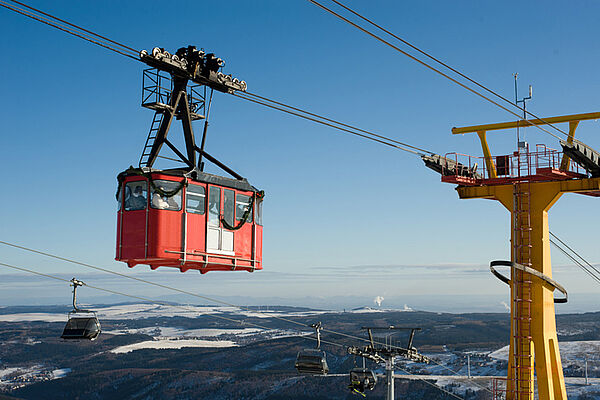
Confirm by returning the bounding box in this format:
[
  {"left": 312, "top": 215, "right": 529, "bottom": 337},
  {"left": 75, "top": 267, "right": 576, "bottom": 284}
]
[{"left": 514, "top": 73, "right": 533, "bottom": 148}]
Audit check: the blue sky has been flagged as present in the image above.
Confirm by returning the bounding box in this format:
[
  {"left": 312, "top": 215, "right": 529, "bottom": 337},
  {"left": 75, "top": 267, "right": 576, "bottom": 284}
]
[{"left": 0, "top": 0, "right": 599, "bottom": 311}]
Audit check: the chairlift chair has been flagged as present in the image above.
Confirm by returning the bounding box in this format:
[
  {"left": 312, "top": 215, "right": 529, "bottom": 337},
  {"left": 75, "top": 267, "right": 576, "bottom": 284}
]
[
  {"left": 348, "top": 367, "right": 377, "bottom": 395},
  {"left": 61, "top": 278, "right": 101, "bottom": 341},
  {"left": 295, "top": 322, "right": 329, "bottom": 375}
]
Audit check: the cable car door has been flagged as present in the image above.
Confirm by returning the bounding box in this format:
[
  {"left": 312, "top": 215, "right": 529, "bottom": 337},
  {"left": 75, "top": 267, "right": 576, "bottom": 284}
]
[{"left": 207, "top": 187, "right": 234, "bottom": 253}]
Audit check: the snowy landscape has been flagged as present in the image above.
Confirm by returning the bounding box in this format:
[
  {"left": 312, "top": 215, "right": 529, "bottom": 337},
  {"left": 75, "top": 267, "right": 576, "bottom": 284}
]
[{"left": 0, "top": 303, "right": 599, "bottom": 398}]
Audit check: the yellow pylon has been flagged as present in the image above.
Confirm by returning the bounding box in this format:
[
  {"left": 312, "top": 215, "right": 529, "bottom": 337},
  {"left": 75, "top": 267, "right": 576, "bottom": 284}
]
[{"left": 447, "top": 112, "right": 600, "bottom": 399}]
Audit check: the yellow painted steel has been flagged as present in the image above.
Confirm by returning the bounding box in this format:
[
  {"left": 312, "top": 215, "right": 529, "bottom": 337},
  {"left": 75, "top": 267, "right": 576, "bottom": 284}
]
[
  {"left": 456, "top": 177, "right": 600, "bottom": 400},
  {"left": 476, "top": 130, "right": 498, "bottom": 178},
  {"left": 559, "top": 121, "right": 579, "bottom": 171},
  {"left": 451, "top": 111, "right": 600, "bottom": 135}
]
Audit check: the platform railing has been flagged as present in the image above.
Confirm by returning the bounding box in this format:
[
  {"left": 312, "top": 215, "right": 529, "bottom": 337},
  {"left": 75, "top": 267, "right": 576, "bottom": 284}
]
[{"left": 443, "top": 145, "right": 588, "bottom": 184}]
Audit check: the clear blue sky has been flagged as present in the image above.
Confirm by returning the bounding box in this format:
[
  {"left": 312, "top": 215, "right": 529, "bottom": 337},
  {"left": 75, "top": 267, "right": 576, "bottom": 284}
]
[{"left": 0, "top": 0, "right": 598, "bottom": 311}]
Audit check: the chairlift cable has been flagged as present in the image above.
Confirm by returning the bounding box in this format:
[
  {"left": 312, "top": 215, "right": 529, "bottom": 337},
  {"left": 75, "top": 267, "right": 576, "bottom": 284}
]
[
  {"left": 0, "top": 260, "right": 345, "bottom": 348},
  {"left": 0, "top": 260, "right": 466, "bottom": 398},
  {"left": 0, "top": 246, "right": 488, "bottom": 395},
  {"left": 307, "top": 0, "right": 571, "bottom": 143},
  {"left": 0, "top": 240, "right": 408, "bottom": 348},
  {"left": 0, "top": 238, "right": 491, "bottom": 391},
  {"left": 394, "top": 364, "right": 465, "bottom": 400},
  {"left": 326, "top": 0, "right": 574, "bottom": 141}
]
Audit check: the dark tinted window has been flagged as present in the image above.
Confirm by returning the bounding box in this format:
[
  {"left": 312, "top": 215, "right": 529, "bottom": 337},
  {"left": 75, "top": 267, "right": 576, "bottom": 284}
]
[{"left": 124, "top": 181, "right": 147, "bottom": 211}]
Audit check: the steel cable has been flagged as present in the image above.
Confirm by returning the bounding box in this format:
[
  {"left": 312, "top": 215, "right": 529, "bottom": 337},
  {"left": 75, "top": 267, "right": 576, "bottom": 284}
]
[
  {"left": 241, "top": 90, "right": 435, "bottom": 155},
  {"left": 0, "top": 0, "right": 138, "bottom": 61},
  {"left": 0, "top": 240, "right": 490, "bottom": 394},
  {"left": 307, "top": 0, "right": 576, "bottom": 143},
  {"left": 233, "top": 92, "right": 424, "bottom": 155},
  {"left": 326, "top": 0, "right": 575, "bottom": 141},
  {"left": 0, "top": 260, "right": 467, "bottom": 399}
]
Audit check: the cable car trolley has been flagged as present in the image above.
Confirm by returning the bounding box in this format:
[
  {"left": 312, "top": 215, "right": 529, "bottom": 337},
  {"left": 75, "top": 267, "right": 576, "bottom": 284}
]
[
  {"left": 116, "top": 46, "right": 264, "bottom": 274},
  {"left": 61, "top": 278, "right": 101, "bottom": 341},
  {"left": 348, "top": 367, "right": 377, "bottom": 397}
]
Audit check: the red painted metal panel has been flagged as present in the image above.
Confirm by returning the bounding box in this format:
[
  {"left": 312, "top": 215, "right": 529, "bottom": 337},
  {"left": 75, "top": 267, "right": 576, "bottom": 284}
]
[{"left": 116, "top": 172, "right": 263, "bottom": 274}]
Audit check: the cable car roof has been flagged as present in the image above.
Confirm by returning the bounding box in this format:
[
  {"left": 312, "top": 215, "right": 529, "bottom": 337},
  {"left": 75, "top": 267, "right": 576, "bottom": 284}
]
[{"left": 118, "top": 167, "right": 260, "bottom": 193}]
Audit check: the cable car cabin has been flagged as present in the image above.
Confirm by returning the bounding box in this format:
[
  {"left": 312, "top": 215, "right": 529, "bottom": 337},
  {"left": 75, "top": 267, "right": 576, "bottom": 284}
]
[
  {"left": 116, "top": 168, "right": 263, "bottom": 273},
  {"left": 61, "top": 311, "right": 101, "bottom": 340},
  {"left": 295, "top": 349, "right": 329, "bottom": 375}
]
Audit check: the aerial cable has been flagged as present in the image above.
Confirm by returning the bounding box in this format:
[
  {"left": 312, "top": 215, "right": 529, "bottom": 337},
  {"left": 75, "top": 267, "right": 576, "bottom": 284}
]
[
  {"left": 0, "top": 260, "right": 346, "bottom": 350},
  {"left": 0, "top": 0, "right": 138, "bottom": 61},
  {"left": 0, "top": 240, "right": 493, "bottom": 394},
  {"left": 394, "top": 364, "right": 464, "bottom": 400},
  {"left": 550, "top": 240, "right": 600, "bottom": 285},
  {"left": 326, "top": 0, "right": 574, "bottom": 141},
  {"left": 0, "top": 240, "right": 449, "bottom": 354},
  {"left": 233, "top": 92, "right": 424, "bottom": 155},
  {"left": 0, "top": 240, "right": 410, "bottom": 348},
  {"left": 550, "top": 231, "right": 600, "bottom": 279},
  {"left": 0, "top": 0, "right": 439, "bottom": 158},
  {"left": 241, "top": 90, "right": 435, "bottom": 155},
  {"left": 549, "top": 233, "right": 600, "bottom": 286},
  {"left": 0, "top": 260, "right": 466, "bottom": 399},
  {"left": 7, "top": 0, "right": 138, "bottom": 55},
  {"left": 307, "top": 0, "right": 569, "bottom": 143}
]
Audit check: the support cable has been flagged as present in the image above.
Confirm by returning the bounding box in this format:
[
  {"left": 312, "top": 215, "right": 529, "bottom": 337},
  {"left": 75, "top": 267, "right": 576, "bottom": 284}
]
[
  {"left": 0, "top": 0, "right": 138, "bottom": 60},
  {"left": 240, "top": 90, "right": 434, "bottom": 155},
  {"left": 7, "top": 0, "right": 138, "bottom": 54},
  {"left": 549, "top": 232, "right": 600, "bottom": 285},
  {"left": 0, "top": 260, "right": 465, "bottom": 399},
  {"left": 232, "top": 92, "right": 424, "bottom": 155},
  {"left": 326, "top": 0, "right": 574, "bottom": 140},
  {"left": 0, "top": 240, "right": 491, "bottom": 394},
  {"left": 307, "top": 0, "right": 571, "bottom": 143}
]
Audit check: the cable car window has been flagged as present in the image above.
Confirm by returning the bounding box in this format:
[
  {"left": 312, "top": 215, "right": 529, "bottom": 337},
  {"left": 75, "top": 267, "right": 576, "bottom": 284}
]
[
  {"left": 256, "top": 197, "right": 263, "bottom": 226},
  {"left": 208, "top": 187, "right": 221, "bottom": 226},
  {"left": 186, "top": 185, "right": 206, "bottom": 214},
  {"left": 223, "top": 189, "right": 235, "bottom": 227},
  {"left": 150, "top": 180, "right": 182, "bottom": 211},
  {"left": 117, "top": 186, "right": 122, "bottom": 211},
  {"left": 124, "top": 182, "right": 147, "bottom": 211},
  {"left": 235, "top": 194, "right": 252, "bottom": 223}
]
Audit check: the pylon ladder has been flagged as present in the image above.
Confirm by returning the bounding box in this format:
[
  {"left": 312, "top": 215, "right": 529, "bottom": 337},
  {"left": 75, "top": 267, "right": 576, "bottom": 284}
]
[{"left": 510, "top": 148, "right": 534, "bottom": 400}]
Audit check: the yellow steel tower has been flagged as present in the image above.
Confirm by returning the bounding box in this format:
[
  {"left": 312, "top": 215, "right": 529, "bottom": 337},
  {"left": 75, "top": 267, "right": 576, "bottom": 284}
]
[{"left": 426, "top": 112, "right": 600, "bottom": 400}]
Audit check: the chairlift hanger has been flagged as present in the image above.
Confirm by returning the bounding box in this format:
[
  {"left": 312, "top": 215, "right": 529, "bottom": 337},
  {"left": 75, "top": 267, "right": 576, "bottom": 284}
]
[{"left": 61, "top": 278, "right": 101, "bottom": 341}]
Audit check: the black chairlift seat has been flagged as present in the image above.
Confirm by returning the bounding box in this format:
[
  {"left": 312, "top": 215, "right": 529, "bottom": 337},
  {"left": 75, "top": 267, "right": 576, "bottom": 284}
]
[
  {"left": 295, "top": 349, "right": 329, "bottom": 375},
  {"left": 348, "top": 367, "right": 377, "bottom": 393},
  {"left": 61, "top": 311, "right": 101, "bottom": 340}
]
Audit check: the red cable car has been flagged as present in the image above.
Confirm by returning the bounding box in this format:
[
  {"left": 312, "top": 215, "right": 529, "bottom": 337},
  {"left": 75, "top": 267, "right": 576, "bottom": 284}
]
[
  {"left": 116, "top": 168, "right": 263, "bottom": 273},
  {"left": 115, "top": 46, "right": 263, "bottom": 274}
]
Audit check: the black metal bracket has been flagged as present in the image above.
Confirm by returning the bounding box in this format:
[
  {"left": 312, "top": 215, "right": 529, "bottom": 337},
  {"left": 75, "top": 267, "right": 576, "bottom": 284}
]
[{"left": 139, "top": 50, "right": 247, "bottom": 181}]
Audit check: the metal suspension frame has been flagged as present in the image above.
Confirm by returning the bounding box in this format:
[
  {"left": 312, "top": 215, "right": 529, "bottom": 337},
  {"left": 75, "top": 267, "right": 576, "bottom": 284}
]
[
  {"left": 138, "top": 46, "right": 248, "bottom": 181},
  {"left": 69, "top": 277, "right": 86, "bottom": 312}
]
